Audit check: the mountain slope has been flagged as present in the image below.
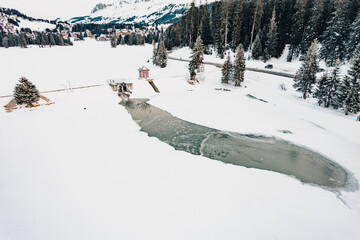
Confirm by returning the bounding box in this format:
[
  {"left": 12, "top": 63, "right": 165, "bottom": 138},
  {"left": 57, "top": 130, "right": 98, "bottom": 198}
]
[
  {"left": 69, "top": 0, "right": 215, "bottom": 25},
  {"left": 0, "top": 7, "right": 56, "bottom": 33}
]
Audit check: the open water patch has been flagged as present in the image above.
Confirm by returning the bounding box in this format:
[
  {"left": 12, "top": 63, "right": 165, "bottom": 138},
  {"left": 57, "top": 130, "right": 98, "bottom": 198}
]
[{"left": 121, "top": 99, "right": 356, "bottom": 190}]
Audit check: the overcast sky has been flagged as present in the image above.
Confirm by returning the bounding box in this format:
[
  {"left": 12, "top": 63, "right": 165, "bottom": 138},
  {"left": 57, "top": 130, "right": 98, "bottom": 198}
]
[{"left": 1, "top": 0, "right": 115, "bottom": 20}]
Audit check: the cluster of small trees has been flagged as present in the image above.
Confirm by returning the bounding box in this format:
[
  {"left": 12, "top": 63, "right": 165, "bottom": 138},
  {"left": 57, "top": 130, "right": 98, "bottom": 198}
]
[
  {"left": 164, "top": 0, "right": 360, "bottom": 66},
  {"left": 221, "top": 44, "right": 246, "bottom": 86},
  {"left": 294, "top": 40, "right": 360, "bottom": 115},
  {"left": 152, "top": 39, "right": 167, "bottom": 68},
  {"left": 0, "top": 31, "right": 71, "bottom": 48},
  {"left": 111, "top": 32, "right": 151, "bottom": 48}
]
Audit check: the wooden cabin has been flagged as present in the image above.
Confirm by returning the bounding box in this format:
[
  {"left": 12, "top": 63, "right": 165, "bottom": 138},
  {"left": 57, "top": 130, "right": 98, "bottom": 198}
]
[{"left": 138, "top": 66, "right": 150, "bottom": 79}]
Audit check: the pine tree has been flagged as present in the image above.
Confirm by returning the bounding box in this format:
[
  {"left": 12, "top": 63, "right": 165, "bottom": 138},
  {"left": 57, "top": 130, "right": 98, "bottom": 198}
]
[
  {"left": 191, "top": 2, "right": 200, "bottom": 48},
  {"left": 250, "top": 0, "right": 264, "bottom": 47},
  {"left": 117, "top": 35, "right": 122, "bottom": 45},
  {"left": 314, "top": 71, "right": 329, "bottom": 106},
  {"left": 157, "top": 40, "right": 167, "bottom": 68},
  {"left": 234, "top": 44, "right": 246, "bottom": 87},
  {"left": 338, "top": 52, "right": 360, "bottom": 115},
  {"left": 212, "top": 2, "right": 224, "bottom": 58},
  {"left": 315, "top": 60, "right": 342, "bottom": 108},
  {"left": 265, "top": 7, "right": 278, "bottom": 59},
  {"left": 13, "top": 77, "right": 40, "bottom": 107},
  {"left": 321, "top": 0, "right": 351, "bottom": 66},
  {"left": 120, "top": 36, "right": 125, "bottom": 45},
  {"left": 293, "top": 39, "right": 319, "bottom": 99},
  {"left": 221, "top": 55, "right": 232, "bottom": 84},
  {"left": 288, "top": 0, "right": 309, "bottom": 61},
  {"left": 231, "top": 0, "right": 244, "bottom": 51},
  {"left": 188, "top": 36, "right": 204, "bottom": 80},
  {"left": 49, "top": 33, "right": 56, "bottom": 46},
  {"left": 301, "top": 0, "right": 326, "bottom": 55},
  {"left": 58, "top": 34, "right": 65, "bottom": 46},
  {"left": 347, "top": 11, "right": 360, "bottom": 60},
  {"left": 252, "top": 33, "right": 262, "bottom": 60},
  {"left": 111, "top": 34, "right": 117, "bottom": 48},
  {"left": 199, "top": 3, "right": 212, "bottom": 54},
  {"left": 2, "top": 36, "right": 9, "bottom": 48},
  {"left": 221, "top": 0, "right": 231, "bottom": 54},
  {"left": 275, "top": 0, "right": 296, "bottom": 57},
  {"left": 152, "top": 40, "right": 158, "bottom": 65},
  {"left": 20, "top": 33, "right": 27, "bottom": 48},
  {"left": 324, "top": 60, "right": 342, "bottom": 108},
  {"left": 41, "top": 32, "right": 48, "bottom": 45}
]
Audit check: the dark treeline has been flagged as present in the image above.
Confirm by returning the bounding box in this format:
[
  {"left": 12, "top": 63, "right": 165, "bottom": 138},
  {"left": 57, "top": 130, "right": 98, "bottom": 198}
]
[
  {"left": 73, "top": 23, "right": 147, "bottom": 35},
  {"left": 164, "top": 0, "right": 360, "bottom": 66},
  {"left": 110, "top": 32, "right": 161, "bottom": 46},
  {"left": 0, "top": 31, "right": 72, "bottom": 48},
  {"left": 73, "top": 23, "right": 161, "bottom": 44}
]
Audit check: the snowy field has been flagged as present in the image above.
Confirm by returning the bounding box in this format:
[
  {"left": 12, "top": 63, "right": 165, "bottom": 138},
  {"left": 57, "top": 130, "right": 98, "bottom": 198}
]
[{"left": 1, "top": 39, "right": 360, "bottom": 240}]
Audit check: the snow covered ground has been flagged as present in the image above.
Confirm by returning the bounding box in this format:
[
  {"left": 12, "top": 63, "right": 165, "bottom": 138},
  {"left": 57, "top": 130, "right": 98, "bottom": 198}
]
[{"left": 1, "top": 39, "right": 360, "bottom": 240}]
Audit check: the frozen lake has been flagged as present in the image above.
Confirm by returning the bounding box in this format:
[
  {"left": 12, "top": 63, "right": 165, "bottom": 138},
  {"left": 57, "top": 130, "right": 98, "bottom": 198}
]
[{"left": 122, "top": 99, "right": 350, "bottom": 189}]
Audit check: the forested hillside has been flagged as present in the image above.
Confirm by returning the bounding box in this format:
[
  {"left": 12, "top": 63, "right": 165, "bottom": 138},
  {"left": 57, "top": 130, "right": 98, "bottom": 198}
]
[{"left": 165, "top": 0, "right": 360, "bottom": 66}]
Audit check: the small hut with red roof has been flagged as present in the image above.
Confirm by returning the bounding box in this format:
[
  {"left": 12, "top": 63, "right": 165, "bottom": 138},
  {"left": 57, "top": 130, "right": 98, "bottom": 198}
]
[{"left": 138, "top": 66, "right": 150, "bottom": 79}]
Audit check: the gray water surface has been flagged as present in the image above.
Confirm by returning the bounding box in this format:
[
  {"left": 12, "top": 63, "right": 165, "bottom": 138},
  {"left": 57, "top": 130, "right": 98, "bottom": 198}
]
[{"left": 121, "top": 99, "right": 351, "bottom": 189}]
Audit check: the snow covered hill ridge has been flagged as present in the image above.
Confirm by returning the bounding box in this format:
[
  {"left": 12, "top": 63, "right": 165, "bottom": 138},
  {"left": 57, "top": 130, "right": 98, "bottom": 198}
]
[
  {"left": 0, "top": 8, "right": 54, "bottom": 33},
  {"left": 0, "top": 7, "right": 70, "bottom": 34},
  {"left": 70, "top": 0, "right": 216, "bottom": 25}
]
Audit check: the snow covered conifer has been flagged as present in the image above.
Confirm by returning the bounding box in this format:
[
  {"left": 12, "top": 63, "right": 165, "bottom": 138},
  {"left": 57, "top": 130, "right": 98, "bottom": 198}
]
[
  {"left": 13, "top": 77, "right": 40, "bottom": 107},
  {"left": 315, "top": 60, "right": 341, "bottom": 108},
  {"left": 324, "top": 60, "right": 342, "bottom": 108},
  {"left": 221, "top": 55, "right": 232, "bottom": 84},
  {"left": 234, "top": 44, "right": 246, "bottom": 87},
  {"left": 301, "top": 0, "right": 326, "bottom": 55},
  {"left": 252, "top": 33, "right": 262, "bottom": 60},
  {"left": 293, "top": 39, "right": 319, "bottom": 99},
  {"left": 338, "top": 52, "right": 360, "bottom": 115},
  {"left": 320, "top": 0, "right": 350, "bottom": 66},
  {"left": 188, "top": 36, "right": 204, "bottom": 80},
  {"left": 347, "top": 11, "right": 360, "bottom": 60},
  {"left": 157, "top": 40, "right": 167, "bottom": 68},
  {"left": 314, "top": 71, "right": 328, "bottom": 106}
]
